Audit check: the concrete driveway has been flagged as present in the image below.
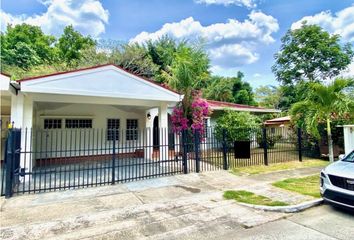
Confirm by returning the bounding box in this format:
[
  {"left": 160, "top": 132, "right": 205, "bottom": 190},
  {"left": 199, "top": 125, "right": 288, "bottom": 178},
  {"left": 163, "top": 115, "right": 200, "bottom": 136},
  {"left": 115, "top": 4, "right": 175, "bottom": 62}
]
[{"left": 1, "top": 167, "right": 353, "bottom": 240}]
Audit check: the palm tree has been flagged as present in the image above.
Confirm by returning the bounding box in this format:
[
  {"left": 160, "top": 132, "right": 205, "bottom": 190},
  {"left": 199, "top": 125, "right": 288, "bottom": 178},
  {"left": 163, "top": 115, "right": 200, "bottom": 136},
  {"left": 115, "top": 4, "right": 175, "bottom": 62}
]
[
  {"left": 290, "top": 78, "right": 354, "bottom": 162},
  {"left": 168, "top": 42, "right": 210, "bottom": 119}
]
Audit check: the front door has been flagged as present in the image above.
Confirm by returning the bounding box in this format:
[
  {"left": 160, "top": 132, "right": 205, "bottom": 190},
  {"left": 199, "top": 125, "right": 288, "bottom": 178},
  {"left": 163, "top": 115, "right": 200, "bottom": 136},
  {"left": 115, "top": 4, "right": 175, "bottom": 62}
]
[{"left": 153, "top": 116, "right": 159, "bottom": 149}]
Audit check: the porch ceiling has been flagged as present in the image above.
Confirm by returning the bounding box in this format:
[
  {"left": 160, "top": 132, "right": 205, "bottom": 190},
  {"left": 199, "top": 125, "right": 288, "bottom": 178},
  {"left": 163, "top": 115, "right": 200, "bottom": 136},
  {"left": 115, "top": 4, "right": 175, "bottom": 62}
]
[
  {"left": 35, "top": 101, "right": 153, "bottom": 112},
  {"left": 31, "top": 92, "right": 172, "bottom": 108}
]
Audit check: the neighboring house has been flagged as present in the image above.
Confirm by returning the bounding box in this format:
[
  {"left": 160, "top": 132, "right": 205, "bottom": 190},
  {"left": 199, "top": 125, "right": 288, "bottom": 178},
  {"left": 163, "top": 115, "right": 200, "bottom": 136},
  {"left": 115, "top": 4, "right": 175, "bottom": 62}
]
[
  {"left": 0, "top": 64, "right": 279, "bottom": 173},
  {"left": 264, "top": 116, "right": 291, "bottom": 138},
  {"left": 207, "top": 100, "right": 280, "bottom": 128}
]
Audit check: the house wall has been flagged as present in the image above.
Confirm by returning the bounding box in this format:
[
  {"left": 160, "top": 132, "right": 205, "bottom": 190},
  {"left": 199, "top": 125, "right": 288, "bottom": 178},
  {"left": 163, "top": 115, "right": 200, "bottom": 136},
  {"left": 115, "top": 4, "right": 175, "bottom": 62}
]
[
  {"left": 265, "top": 123, "right": 291, "bottom": 139},
  {"left": 33, "top": 103, "right": 149, "bottom": 161},
  {"left": 343, "top": 125, "right": 354, "bottom": 155}
]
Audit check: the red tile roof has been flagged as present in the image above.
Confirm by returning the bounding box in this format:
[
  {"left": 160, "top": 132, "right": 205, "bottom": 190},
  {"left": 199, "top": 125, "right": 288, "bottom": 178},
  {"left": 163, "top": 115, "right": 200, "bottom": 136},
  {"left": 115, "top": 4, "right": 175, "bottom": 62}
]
[
  {"left": 206, "top": 99, "right": 280, "bottom": 112},
  {"left": 265, "top": 116, "right": 291, "bottom": 125}
]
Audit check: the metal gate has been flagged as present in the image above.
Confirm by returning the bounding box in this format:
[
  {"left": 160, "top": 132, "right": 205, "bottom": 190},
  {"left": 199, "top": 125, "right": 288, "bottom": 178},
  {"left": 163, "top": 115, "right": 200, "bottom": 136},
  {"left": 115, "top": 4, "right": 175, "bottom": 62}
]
[{"left": 1, "top": 127, "right": 309, "bottom": 197}]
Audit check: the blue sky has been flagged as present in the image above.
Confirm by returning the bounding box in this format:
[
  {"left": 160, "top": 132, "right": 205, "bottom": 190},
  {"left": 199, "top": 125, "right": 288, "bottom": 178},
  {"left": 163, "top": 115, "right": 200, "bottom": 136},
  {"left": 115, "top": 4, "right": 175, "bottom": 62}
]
[{"left": 1, "top": 0, "right": 354, "bottom": 88}]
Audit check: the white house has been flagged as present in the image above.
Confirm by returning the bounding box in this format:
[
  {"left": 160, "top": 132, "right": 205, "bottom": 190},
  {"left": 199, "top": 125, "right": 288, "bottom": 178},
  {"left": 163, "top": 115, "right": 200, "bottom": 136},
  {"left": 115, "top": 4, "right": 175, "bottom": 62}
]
[
  {"left": 0, "top": 64, "right": 279, "bottom": 174},
  {"left": 1, "top": 65, "right": 183, "bottom": 172}
]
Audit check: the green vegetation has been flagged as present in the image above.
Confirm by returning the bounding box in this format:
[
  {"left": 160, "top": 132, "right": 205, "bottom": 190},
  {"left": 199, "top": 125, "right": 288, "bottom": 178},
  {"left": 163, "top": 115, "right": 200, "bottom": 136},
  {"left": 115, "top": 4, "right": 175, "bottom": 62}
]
[
  {"left": 254, "top": 85, "right": 281, "bottom": 109},
  {"left": 223, "top": 190, "right": 288, "bottom": 206},
  {"left": 272, "top": 23, "right": 353, "bottom": 86},
  {"left": 1, "top": 24, "right": 258, "bottom": 107},
  {"left": 231, "top": 160, "right": 328, "bottom": 175},
  {"left": 291, "top": 78, "right": 354, "bottom": 162},
  {"left": 272, "top": 24, "right": 353, "bottom": 111},
  {"left": 204, "top": 73, "right": 256, "bottom": 106},
  {"left": 272, "top": 175, "right": 321, "bottom": 198},
  {"left": 215, "top": 111, "right": 260, "bottom": 141}
]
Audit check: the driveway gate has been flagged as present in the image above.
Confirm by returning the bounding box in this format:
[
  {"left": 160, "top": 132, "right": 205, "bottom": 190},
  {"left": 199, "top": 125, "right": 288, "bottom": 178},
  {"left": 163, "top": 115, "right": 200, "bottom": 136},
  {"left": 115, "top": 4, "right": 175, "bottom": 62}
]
[{"left": 0, "top": 127, "right": 310, "bottom": 197}]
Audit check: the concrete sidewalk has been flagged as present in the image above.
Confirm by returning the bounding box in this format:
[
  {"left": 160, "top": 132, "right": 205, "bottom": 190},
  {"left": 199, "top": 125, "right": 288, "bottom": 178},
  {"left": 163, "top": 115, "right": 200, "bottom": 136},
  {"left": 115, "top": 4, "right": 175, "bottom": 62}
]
[{"left": 0, "top": 166, "right": 324, "bottom": 240}]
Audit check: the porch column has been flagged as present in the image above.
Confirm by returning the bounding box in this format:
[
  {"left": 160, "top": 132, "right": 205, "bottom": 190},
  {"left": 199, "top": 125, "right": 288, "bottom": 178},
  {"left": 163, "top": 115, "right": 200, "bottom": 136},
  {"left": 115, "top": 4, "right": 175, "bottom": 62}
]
[
  {"left": 145, "top": 109, "right": 153, "bottom": 160},
  {"left": 159, "top": 103, "right": 169, "bottom": 160},
  {"left": 10, "top": 93, "right": 33, "bottom": 178},
  {"left": 10, "top": 92, "right": 24, "bottom": 128}
]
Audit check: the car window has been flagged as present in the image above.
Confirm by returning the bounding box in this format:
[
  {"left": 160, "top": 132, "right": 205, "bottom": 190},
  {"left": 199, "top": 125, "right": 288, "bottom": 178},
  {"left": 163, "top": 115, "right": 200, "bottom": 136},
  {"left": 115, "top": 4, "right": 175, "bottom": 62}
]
[{"left": 342, "top": 151, "right": 354, "bottom": 162}]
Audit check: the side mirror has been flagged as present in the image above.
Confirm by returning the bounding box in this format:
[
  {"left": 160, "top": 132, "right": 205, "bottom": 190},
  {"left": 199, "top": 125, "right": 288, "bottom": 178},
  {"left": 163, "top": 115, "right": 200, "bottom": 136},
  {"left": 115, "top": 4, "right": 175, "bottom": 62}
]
[{"left": 338, "top": 154, "right": 345, "bottom": 160}]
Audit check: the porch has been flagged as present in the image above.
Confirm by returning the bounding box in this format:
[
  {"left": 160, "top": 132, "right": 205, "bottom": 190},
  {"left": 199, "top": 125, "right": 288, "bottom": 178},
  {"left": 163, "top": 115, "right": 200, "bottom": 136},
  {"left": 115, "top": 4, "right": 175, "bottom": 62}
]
[{"left": 6, "top": 64, "right": 182, "bottom": 178}]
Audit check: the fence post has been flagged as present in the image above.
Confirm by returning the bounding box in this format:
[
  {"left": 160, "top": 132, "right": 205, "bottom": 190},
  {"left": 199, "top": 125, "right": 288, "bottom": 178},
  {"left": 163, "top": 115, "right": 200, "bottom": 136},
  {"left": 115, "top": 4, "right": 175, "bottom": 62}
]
[
  {"left": 182, "top": 130, "right": 188, "bottom": 174},
  {"left": 297, "top": 128, "right": 303, "bottom": 162},
  {"left": 111, "top": 129, "right": 116, "bottom": 184},
  {"left": 262, "top": 128, "right": 268, "bottom": 166},
  {"left": 194, "top": 130, "right": 200, "bottom": 173},
  {"left": 5, "top": 129, "right": 14, "bottom": 198},
  {"left": 222, "top": 129, "right": 228, "bottom": 170}
]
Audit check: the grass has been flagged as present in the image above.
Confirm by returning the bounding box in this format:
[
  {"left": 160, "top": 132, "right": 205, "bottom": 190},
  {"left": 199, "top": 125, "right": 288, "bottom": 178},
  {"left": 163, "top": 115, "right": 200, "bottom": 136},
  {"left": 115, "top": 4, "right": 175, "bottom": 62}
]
[
  {"left": 272, "top": 175, "right": 321, "bottom": 198},
  {"left": 223, "top": 190, "right": 289, "bottom": 206},
  {"left": 231, "top": 159, "right": 328, "bottom": 175}
]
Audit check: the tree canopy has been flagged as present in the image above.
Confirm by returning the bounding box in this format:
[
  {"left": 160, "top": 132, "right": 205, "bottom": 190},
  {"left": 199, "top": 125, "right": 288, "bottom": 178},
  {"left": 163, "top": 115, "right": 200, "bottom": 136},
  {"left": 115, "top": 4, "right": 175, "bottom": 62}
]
[
  {"left": 1, "top": 24, "right": 258, "bottom": 108},
  {"left": 254, "top": 85, "right": 281, "bottom": 109},
  {"left": 1, "top": 24, "right": 56, "bottom": 69},
  {"left": 56, "top": 26, "right": 96, "bottom": 67},
  {"left": 203, "top": 73, "right": 256, "bottom": 106},
  {"left": 272, "top": 23, "right": 353, "bottom": 85}
]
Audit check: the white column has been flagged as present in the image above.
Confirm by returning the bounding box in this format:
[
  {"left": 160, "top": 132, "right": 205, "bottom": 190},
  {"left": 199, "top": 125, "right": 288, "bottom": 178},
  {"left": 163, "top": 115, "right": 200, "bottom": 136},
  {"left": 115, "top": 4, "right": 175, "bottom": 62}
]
[
  {"left": 159, "top": 103, "right": 169, "bottom": 160},
  {"left": 10, "top": 92, "right": 24, "bottom": 128},
  {"left": 10, "top": 93, "right": 34, "bottom": 178},
  {"left": 144, "top": 109, "right": 154, "bottom": 160},
  {"left": 21, "top": 96, "right": 33, "bottom": 179}
]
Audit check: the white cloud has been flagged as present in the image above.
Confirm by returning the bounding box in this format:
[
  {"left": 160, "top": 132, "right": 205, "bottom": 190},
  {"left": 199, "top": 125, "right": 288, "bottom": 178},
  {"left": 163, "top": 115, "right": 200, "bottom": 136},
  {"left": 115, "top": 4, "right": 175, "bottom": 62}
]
[
  {"left": 131, "top": 11, "right": 279, "bottom": 69},
  {"left": 253, "top": 73, "right": 261, "bottom": 78},
  {"left": 291, "top": 5, "right": 354, "bottom": 42},
  {"left": 195, "top": 0, "right": 257, "bottom": 8},
  {"left": 340, "top": 61, "right": 354, "bottom": 78},
  {"left": 0, "top": 0, "right": 109, "bottom": 37}
]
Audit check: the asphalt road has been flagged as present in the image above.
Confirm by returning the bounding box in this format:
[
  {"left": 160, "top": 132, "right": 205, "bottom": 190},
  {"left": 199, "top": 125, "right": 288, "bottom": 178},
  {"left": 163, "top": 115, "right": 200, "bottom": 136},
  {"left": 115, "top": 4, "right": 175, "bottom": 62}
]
[{"left": 226, "top": 204, "right": 354, "bottom": 240}]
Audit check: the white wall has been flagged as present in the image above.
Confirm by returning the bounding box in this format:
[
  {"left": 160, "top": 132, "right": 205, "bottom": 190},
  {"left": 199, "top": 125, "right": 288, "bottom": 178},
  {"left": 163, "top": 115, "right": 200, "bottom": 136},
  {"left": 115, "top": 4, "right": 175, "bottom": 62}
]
[
  {"left": 343, "top": 125, "right": 354, "bottom": 155},
  {"left": 33, "top": 103, "right": 147, "bottom": 160}
]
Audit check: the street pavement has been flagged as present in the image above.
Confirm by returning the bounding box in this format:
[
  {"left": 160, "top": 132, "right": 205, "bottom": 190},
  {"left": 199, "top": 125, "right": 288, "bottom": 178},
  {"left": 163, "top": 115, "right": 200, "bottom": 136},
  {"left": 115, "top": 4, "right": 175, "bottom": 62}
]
[
  {"left": 224, "top": 204, "right": 354, "bottom": 240},
  {"left": 1, "top": 167, "right": 353, "bottom": 240}
]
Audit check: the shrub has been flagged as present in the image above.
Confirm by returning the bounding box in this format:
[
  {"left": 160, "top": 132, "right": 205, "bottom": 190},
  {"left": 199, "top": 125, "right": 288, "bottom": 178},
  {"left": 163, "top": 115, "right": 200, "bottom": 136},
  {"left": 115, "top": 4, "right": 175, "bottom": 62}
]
[
  {"left": 257, "top": 134, "right": 282, "bottom": 148},
  {"left": 215, "top": 111, "right": 260, "bottom": 142}
]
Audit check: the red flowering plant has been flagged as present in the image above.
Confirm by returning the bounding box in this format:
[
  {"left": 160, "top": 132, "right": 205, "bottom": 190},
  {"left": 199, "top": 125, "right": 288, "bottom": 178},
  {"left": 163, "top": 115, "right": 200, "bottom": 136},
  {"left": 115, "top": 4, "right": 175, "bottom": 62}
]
[{"left": 171, "top": 91, "right": 211, "bottom": 141}]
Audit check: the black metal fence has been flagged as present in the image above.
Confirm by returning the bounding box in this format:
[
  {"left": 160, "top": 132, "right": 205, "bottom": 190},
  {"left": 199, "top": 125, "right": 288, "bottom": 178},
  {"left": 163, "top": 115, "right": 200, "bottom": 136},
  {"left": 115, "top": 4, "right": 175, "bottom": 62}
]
[{"left": 0, "top": 126, "right": 318, "bottom": 197}]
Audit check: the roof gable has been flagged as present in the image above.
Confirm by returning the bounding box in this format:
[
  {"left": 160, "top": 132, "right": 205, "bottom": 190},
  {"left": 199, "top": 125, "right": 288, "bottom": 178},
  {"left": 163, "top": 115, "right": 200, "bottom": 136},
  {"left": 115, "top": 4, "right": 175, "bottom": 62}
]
[{"left": 19, "top": 65, "right": 181, "bottom": 102}]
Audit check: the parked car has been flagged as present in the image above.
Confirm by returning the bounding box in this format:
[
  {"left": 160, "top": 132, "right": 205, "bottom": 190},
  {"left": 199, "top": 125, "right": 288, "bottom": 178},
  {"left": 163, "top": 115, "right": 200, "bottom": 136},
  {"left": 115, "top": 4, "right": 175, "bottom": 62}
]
[{"left": 320, "top": 150, "right": 354, "bottom": 209}]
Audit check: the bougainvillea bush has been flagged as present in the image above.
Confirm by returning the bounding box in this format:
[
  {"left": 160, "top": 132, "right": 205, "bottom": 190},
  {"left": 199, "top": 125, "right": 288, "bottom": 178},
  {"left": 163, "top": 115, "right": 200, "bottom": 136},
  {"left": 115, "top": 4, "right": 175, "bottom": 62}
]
[{"left": 171, "top": 93, "right": 211, "bottom": 139}]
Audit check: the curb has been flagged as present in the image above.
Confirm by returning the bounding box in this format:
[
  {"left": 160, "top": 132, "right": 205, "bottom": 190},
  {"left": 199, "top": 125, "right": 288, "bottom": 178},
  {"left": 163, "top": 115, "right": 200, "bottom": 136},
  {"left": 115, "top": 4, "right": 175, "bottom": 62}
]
[{"left": 236, "top": 198, "right": 323, "bottom": 213}]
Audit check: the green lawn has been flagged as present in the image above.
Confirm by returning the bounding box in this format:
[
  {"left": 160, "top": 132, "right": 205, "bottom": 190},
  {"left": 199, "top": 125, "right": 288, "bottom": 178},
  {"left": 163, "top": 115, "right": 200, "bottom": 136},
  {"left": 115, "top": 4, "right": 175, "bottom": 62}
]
[
  {"left": 223, "top": 190, "right": 288, "bottom": 206},
  {"left": 272, "top": 175, "right": 321, "bottom": 198},
  {"left": 231, "top": 159, "right": 328, "bottom": 175}
]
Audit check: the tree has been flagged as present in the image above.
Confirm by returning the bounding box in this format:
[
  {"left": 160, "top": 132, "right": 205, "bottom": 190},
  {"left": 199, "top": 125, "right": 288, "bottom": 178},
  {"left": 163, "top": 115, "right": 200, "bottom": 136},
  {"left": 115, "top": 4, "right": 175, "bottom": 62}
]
[
  {"left": 290, "top": 78, "right": 354, "bottom": 162},
  {"left": 147, "top": 36, "right": 177, "bottom": 83},
  {"left": 168, "top": 42, "right": 211, "bottom": 135},
  {"left": 272, "top": 23, "right": 353, "bottom": 85},
  {"left": 1, "top": 24, "right": 56, "bottom": 69},
  {"left": 56, "top": 25, "right": 96, "bottom": 67},
  {"left": 203, "top": 76, "right": 234, "bottom": 102},
  {"left": 109, "top": 43, "right": 159, "bottom": 78},
  {"left": 203, "top": 73, "right": 256, "bottom": 106},
  {"left": 215, "top": 111, "right": 260, "bottom": 141},
  {"left": 254, "top": 85, "right": 281, "bottom": 109}
]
